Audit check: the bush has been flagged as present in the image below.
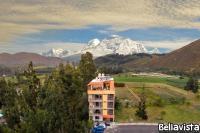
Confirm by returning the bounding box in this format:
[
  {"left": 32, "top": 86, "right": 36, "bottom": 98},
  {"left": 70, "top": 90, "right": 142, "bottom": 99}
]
[
  {"left": 153, "top": 97, "right": 164, "bottom": 107},
  {"left": 125, "top": 100, "right": 130, "bottom": 108},
  {"left": 115, "top": 97, "right": 122, "bottom": 111},
  {"left": 115, "top": 82, "right": 125, "bottom": 87},
  {"left": 169, "top": 97, "right": 186, "bottom": 105},
  {"left": 196, "top": 94, "right": 200, "bottom": 99}
]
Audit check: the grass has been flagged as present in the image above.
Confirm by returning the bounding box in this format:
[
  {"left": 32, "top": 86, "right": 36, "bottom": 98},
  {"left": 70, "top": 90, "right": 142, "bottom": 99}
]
[
  {"left": 114, "top": 74, "right": 188, "bottom": 89},
  {"left": 116, "top": 105, "right": 200, "bottom": 123},
  {"left": 115, "top": 75, "right": 200, "bottom": 123}
]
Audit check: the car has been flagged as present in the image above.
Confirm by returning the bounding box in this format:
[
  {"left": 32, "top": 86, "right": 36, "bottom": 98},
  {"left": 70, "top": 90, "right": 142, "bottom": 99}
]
[
  {"left": 92, "top": 125, "right": 105, "bottom": 133},
  {"left": 105, "top": 122, "right": 110, "bottom": 126},
  {"left": 99, "top": 122, "right": 106, "bottom": 129}
]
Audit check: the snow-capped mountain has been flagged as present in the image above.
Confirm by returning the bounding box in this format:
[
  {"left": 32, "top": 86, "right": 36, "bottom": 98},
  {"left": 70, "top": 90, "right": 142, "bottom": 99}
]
[
  {"left": 42, "top": 36, "right": 163, "bottom": 59},
  {"left": 42, "top": 48, "right": 73, "bottom": 58},
  {"left": 149, "top": 48, "right": 161, "bottom": 54},
  {"left": 80, "top": 35, "right": 148, "bottom": 57}
]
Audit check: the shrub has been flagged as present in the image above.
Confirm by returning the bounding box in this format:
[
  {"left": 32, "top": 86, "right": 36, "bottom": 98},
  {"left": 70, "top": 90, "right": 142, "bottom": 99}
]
[
  {"left": 169, "top": 97, "right": 186, "bottom": 105},
  {"left": 153, "top": 97, "right": 164, "bottom": 107},
  {"left": 114, "top": 82, "right": 125, "bottom": 87}
]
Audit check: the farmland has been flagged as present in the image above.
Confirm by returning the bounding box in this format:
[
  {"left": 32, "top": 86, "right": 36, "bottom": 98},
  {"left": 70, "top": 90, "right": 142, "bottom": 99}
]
[{"left": 114, "top": 74, "right": 200, "bottom": 123}]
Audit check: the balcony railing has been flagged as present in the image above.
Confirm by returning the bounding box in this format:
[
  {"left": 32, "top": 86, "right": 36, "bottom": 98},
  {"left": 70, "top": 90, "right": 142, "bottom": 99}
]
[
  {"left": 88, "top": 86, "right": 111, "bottom": 90},
  {"left": 107, "top": 110, "right": 114, "bottom": 115},
  {"left": 108, "top": 97, "right": 114, "bottom": 100},
  {"left": 89, "top": 98, "right": 102, "bottom": 101},
  {"left": 89, "top": 105, "right": 103, "bottom": 109},
  {"left": 107, "top": 105, "right": 114, "bottom": 108}
]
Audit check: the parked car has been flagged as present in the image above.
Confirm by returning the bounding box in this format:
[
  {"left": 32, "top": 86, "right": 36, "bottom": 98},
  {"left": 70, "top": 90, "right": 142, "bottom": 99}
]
[
  {"left": 92, "top": 125, "right": 105, "bottom": 133},
  {"left": 105, "top": 121, "right": 110, "bottom": 126}
]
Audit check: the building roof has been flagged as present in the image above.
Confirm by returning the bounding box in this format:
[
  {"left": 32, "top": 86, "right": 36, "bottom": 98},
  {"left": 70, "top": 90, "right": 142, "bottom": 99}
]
[{"left": 88, "top": 73, "right": 113, "bottom": 85}]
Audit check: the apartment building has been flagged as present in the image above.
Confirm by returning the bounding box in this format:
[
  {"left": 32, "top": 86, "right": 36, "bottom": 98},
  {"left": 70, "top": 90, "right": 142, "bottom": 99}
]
[{"left": 87, "top": 73, "right": 115, "bottom": 122}]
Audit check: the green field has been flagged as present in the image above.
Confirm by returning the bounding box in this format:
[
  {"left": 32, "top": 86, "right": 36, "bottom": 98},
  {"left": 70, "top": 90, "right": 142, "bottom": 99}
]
[
  {"left": 114, "top": 74, "right": 189, "bottom": 89},
  {"left": 114, "top": 74, "right": 200, "bottom": 123}
]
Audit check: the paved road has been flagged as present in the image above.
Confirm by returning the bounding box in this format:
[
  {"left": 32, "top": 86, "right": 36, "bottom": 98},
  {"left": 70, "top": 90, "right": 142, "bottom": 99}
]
[{"left": 105, "top": 125, "right": 159, "bottom": 133}]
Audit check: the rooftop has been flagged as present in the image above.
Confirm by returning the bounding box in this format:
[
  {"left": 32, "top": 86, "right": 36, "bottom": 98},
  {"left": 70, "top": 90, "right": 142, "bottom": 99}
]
[{"left": 90, "top": 73, "right": 113, "bottom": 83}]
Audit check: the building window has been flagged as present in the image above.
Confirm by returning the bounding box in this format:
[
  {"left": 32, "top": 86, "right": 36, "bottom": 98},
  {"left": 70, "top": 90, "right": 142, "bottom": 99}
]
[
  {"left": 94, "top": 109, "right": 101, "bottom": 114},
  {"left": 103, "top": 83, "right": 110, "bottom": 90},
  {"left": 95, "top": 116, "right": 99, "bottom": 120},
  {"left": 94, "top": 94, "right": 102, "bottom": 100},
  {"left": 108, "top": 102, "right": 114, "bottom": 108},
  {"left": 110, "top": 118, "right": 113, "bottom": 122},
  {"left": 108, "top": 94, "right": 114, "bottom": 100},
  {"left": 95, "top": 102, "right": 102, "bottom": 107},
  {"left": 108, "top": 109, "right": 113, "bottom": 115}
]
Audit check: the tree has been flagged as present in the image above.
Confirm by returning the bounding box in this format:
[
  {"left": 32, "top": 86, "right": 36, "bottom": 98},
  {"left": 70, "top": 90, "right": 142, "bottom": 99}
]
[
  {"left": 0, "top": 79, "right": 8, "bottom": 108},
  {"left": 193, "top": 79, "right": 199, "bottom": 93},
  {"left": 185, "top": 77, "right": 199, "bottom": 93},
  {"left": 23, "top": 61, "right": 41, "bottom": 111},
  {"left": 135, "top": 88, "right": 148, "bottom": 120},
  {"left": 78, "top": 52, "right": 96, "bottom": 121},
  {"left": 0, "top": 79, "right": 20, "bottom": 129},
  {"left": 79, "top": 52, "right": 96, "bottom": 89},
  {"left": 1, "top": 62, "right": 92, "bottom": 133},
  {"left": 115, "top": 97, "right": 122, "bottom": 111},
  {"left": 36, "top": 63, "right": 89, "bottom": 133}
]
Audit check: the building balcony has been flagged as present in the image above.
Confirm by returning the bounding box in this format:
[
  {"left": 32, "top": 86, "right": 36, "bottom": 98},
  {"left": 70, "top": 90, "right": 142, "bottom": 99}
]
[
  {"left": 107, "top": 105, "right": 114, "bottom": 108},
  {"left": 89, "top": 104, "right": 103, "bottom": 109},
  {"left": 107, "top": 109, "right": 114, "bottom": 115},
  {"left": 87, "top": 90, "right": 115, "bottom": 95}
]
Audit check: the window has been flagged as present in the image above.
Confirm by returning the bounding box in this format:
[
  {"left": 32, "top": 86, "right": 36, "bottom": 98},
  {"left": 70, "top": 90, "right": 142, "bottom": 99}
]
[
  {"left": 94, "top": 109, "right": 101, "bottom": 114},
  {"left": 108, "top": 94, "right": 114, "bottom": 100},
  {"left": 108, "top": 109, "right": 113, "bottom": 115},
  {"left": 95, "top": 102, "right": 99, "bottom": 106},
  {"left": 94, "top": 94, "right": 102, "bottom": 100},
  {"left": 95, "top": 116, "right": 99, "bottom": 120},
  {"left": 108, "top": 102, "right": 114, "bottom": 108}
]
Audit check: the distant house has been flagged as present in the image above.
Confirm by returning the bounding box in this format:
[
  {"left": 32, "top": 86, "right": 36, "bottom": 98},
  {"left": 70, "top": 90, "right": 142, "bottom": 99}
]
[{"left": 87, "top": 73, "right": 115, "bottom": 122}]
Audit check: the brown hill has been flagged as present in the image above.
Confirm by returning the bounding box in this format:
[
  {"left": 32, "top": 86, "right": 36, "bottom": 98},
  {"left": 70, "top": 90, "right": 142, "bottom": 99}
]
[
  {"left": 96, "top": 39, "right": 200, "bottom": 73},
  {"left": 149, "top": 39, "right": 200, "bottom": 72},
  {"left": 0, "top": 52, "right": 65, "bottom": 67}
]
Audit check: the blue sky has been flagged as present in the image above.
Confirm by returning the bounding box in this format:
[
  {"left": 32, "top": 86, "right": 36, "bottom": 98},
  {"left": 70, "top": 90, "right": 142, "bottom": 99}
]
[
  {"left": 0, "top": 0, "right": 200, "bottom": 53},
  {"left": 16, "top": 25, "right": 200, "bottom": 43}
]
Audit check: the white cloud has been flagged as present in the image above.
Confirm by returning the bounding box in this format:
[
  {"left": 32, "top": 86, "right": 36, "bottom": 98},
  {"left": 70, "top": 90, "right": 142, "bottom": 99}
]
[
  {"left": 0, "top": 0, "right": 200, "bottom": 43},
  {"left": 0, "top": 42, "right": 86, "bottom": 54},
  {"left": 141, "top": 38, "right": 197, "bottom": 50}
]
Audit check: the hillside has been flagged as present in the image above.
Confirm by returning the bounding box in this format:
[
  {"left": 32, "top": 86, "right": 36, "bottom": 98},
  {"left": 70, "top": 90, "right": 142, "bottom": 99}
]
[
  {"left": 95, "top": 53, "right": 164, "bottom": 71},
  {"left": 149, "top": 39, "right": 200, "bottom": 72},
  {"left": 95, "top": 39, "right": 200, "bottom": 73},
  {"left": 0, "top": 52, "right": 65, "bottom": 67}
]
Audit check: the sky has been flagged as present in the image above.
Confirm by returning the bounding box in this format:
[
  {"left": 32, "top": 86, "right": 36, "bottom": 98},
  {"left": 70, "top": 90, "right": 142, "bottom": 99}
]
[{"left": 0, "top": 0, "right": 200, "bottom": 54}]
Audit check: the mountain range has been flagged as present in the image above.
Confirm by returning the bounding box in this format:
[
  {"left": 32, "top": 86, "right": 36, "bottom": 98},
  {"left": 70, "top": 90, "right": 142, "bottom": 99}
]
[
  {"left": 0, "top": 37, "right": 200, "bottom": 74},
  {"left": 42, "top": 35, "right": 159, "bottom": 58},
  {"left": 42, "top": 48, "right": 74, "bottom": 58},
  {"left": 80, "top": 35, "right": 148, "bottom": 57},
  {"left": 0, "top": 52, "right": 65, "bottom": 67}
]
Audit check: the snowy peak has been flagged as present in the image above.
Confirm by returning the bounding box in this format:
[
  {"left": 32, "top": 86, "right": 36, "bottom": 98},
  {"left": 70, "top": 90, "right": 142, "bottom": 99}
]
[
  {"left": 42, "top": 48, "right": 73, "bottom": 58},
  {"left": 149, "top": 48, "right": 161, "bottom": 54},
  {"left": 81, "top": 35, "right": 147, "bottom": 57},
  {"left": 88, "top": 39, "right": 100, "bottom": 47},
  {"left": 42, "top": 36, "right": 162, "bottom": 59}
]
